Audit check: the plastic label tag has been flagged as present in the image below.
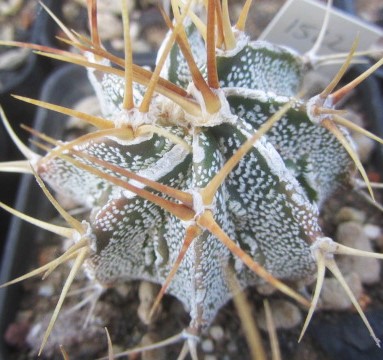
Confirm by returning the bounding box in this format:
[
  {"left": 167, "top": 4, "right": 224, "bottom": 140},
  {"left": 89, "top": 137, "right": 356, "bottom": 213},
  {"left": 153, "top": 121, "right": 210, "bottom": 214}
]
[{"left": 259, "top": 0, "right": 383, "bottom": 76}]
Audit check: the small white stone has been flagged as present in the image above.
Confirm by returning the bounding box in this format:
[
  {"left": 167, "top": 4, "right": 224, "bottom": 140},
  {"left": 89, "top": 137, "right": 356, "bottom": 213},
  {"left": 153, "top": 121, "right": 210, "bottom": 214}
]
[
  {"left": 255, "top": 282, "right": 277, "bottom": 296},
  {"left": 257, "top": 300, "right": 302, "bottom": 331},
  {"left": 335, "top": 207, "right": 366, "bottom": 224},
  {"left": 337, "top": 221, "right": 381, "bottom": 284},
  {"left": 138, "top": 281, "right": 156, "bottom": 305},
  {"left": 353, "top": 133, "right": 375, "bottom": 163},
  {"left": 131, "top": 39, "right": 152, "bottom": 53},
  {"left": 204, "top": 355, "right": 217, "bottom": 360},
  {"left": 0, "top": 47, "right": 30, "bottom": 71},
  {"left": 73, "top": 95, "right": 101, "bottom": 117},
  {"left": 140, "top": 333, "right": 166, "bottom": 360},
  {"left": 62, "top": 2, "right": 81, "bottom": 25},
  {"left": 38, "top": 284, "right": 55, "bottom": 297},
  {"left": 363, "top": 224, "right": 382, "bottom": 240},
  {"left": 227, "top": 341, "right": 238, "bottom": 353},
  {"left": 209, "top": 325, "right": 224, "bottom": 341},
  {"left": 96, "top": 0, "right": 132, "bottom": 14},
  {"left": 137, "top": 282, "right": 161, "bottom": 324},
  {"left": 115, "top": 283, "right": 131, "bottom": 298},
  {"left": 97, "top": 12, "right": 123, "bottom": 41},
  {"left": 320, "top": 272, "right": 362, "bottom": 310},
  {"left": 201, "top": 339, "right": 214, "bottom": 352}
]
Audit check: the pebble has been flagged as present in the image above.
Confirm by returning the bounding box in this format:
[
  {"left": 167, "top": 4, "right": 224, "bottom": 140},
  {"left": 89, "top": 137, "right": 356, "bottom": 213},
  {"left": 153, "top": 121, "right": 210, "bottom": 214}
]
[
  {"left": 302, "top": 71, "right": 329, "bottom": 98},
  {"left": 336, "top": 221, "right": 381, "bottom": 285},
  {"left": 145, "top": 25, "right": 168, "bottom": 49},
  {"left": 0, "top": 47, "right": 30, "bottom": 71},
  {"left": 363, "top": 223, "right": 381, "bottom": 240},
  {"left": 201, "top": 338, "right": 214, "bottom": 352},
  {"left": 335, "top": 207, "right": 366, "bottom": 224},
  {"left": 353, "top": 132, "right": 375, "bottom": 163},
  {"left": 97, "top": 0, "right": 133, "bottom": 14},
  {"left": 137, "top": 281, "right": 161, "bottom": 324},
  {"left": 131, "top": 38, "right": 152, "bottom": 53},
  {"left": 114, "top": 283, "right": 131, "bottom": 298},
  {"left": 257, "top": 299, "right": 302, "bottom": 331},
  {"left": 68, "top": 96, "right": 101, "bottom": 125},
  {"left": 209, "top": 325, "right": 224, "bottom": 341},
  {"left": 255, "top": 282, "right": 277, "bottom": 296},
  {"left": 140, "top": 333, "right": 166, "bottom": 360},
  {"left": 14, "top": 310, "right": 33, "bottom": 323},
  {"left": 376, "top": 234, "right": 383, "bottom": 250},
  {"left": 38, "top": 284, "right": 55, "bottom": 297},
  {"left": 320, "top": 272, "right": 362, "bottom": 310},
  {"left": 138, "top": 281, "right": 156, "bottom": 305},
  {"left": 227, "top": 341, "right": 238, "bottom": 353},
  {"left": 62, "top": 1, "right": 81, "bottom": 26},
  {"left": 4, "top": 321, "right": 30, "bottom": 348},
  {"left": 204, "top": 355, "right": 217, "bottom": 360},
  {"left": 96, "top": 12, "right": 123, "bottom": 41},
  {"left": 0, "top": 0, "right": 23, "bottom": 16}
]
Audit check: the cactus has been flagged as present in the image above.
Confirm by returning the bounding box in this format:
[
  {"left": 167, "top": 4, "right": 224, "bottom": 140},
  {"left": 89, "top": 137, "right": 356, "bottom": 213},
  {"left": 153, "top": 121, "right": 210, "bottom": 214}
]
[{"left": 1, "top": 0, "right": 383, "bottom": 358}]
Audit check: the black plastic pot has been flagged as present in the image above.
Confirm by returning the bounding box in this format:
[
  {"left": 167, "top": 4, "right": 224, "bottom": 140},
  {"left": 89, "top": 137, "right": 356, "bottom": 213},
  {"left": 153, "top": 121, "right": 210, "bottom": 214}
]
[
  {"left": 0, "top": 0, "right": 57, "bottom": 115},
  {"left": 0, "top": 64, "right": 93, "bottom": 359},
  {"left": 0, "top": 0, "right": 59, "bottom": 252}
]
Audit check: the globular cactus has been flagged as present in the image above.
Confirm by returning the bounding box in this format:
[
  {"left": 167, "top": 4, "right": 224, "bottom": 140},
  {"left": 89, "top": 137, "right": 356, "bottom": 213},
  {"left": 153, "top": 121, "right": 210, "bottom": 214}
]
[{"left": 1, "top": 0, "right": 383, "bottom": 358}]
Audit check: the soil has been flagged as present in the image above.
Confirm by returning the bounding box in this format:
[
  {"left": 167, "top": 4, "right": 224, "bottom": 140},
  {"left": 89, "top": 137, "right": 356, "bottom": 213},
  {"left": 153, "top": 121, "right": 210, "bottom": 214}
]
[
  {"left": 4, "top": 169, "right": 383, "bottom": 360},
  {"left": 1, "top": 1, "right": 383, "bottom": 359}
]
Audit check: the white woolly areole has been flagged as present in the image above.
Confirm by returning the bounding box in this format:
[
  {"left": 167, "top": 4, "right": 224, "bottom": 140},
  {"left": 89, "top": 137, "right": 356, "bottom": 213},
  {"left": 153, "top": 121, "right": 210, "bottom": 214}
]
[
  {"left": 180, "top": 220, "right": 197, "bottom": 230},
  {"left": 64, "top": 221, "right": 95, "bottom": 253},
  {"left": 190, "top": 189, "right": 205, "bottom": 218},
  {"left": 216, "top": 29, "right": 249, "bottom": 58},
  {"left": 107, "top": 109, "right": 157, "bottom": 146},
  {"left": 112, "top": 107, "right": 154, "bottom": 129},
  {"left": 310, "top": 236, "right": 337, "bottom": 260},
  {"left": 157, "top": 94, "right": 188, "bottom": 127},
  {"left": 106, "top": 131, "right": 153, "bottom": 147},
  {"left": 80, "top": 220, "right": 97, "bottom": 253},
  {"left": 306, "top": 94, "right": 334, "bottom": 125},
  {"left": 306, "top": 94, "right": 358, "bottom": 156},
  {"left": 187, "top": 187, "right": 215, "bottom": 219},
  {"left": 181, "top": 329, "right": 200, "bottom": 342},
  {"left": 185, "top": 85, "right": 237, "bottom": 127}
]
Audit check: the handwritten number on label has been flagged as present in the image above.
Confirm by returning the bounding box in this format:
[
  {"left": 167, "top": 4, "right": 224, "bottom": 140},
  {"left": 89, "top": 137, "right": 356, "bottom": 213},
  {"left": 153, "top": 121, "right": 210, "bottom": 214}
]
[{"left": 284, "top": 19, "right": 346, "bottom": 52}]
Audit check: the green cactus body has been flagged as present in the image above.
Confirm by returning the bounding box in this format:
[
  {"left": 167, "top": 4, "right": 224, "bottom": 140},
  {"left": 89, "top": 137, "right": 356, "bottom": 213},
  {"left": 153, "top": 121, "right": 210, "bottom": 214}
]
[{"left": 34, "top": 14, "right": 346, "bottom": 332}]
